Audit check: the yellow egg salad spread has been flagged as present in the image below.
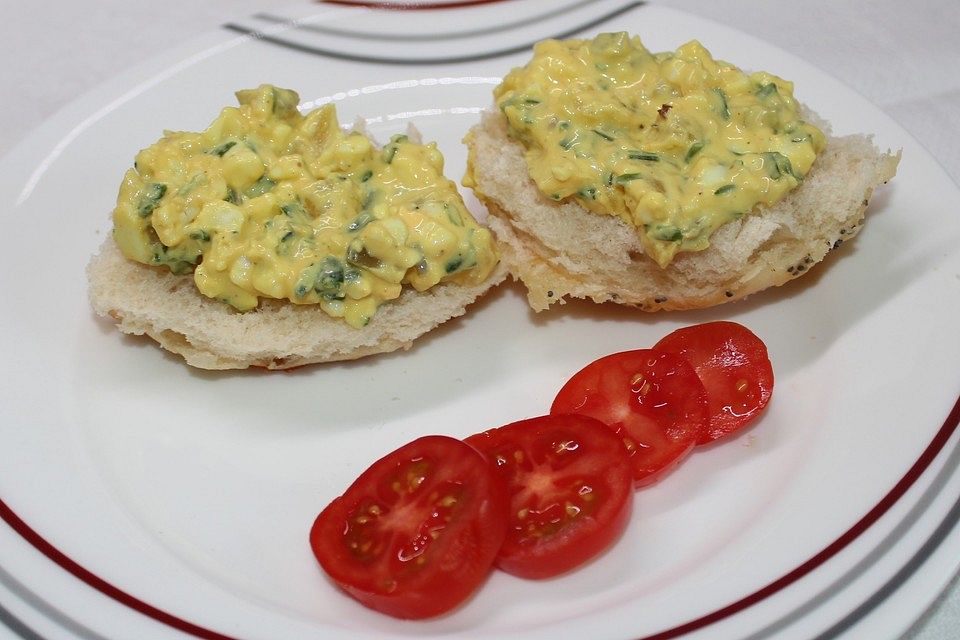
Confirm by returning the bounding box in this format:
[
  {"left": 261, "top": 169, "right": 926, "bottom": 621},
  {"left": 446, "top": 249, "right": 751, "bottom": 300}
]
[
  {"left": 490, "top": 32, "right": 826, "bottom": 267},
  {"left": 112, "top": 85, "right": 498, "bottom": 328}
]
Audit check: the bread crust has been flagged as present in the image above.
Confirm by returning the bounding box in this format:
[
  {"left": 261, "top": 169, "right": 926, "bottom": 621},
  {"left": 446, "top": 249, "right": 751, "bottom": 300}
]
[
  {"left": 87, "top": 238, "right": 506, "bottom": 370},
  {"left": 467, "top": 111, "right": 900, "bottom": 312}
]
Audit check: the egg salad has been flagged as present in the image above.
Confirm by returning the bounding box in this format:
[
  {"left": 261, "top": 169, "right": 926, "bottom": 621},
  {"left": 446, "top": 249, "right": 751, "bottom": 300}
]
[
  {"left": 112, "top": 85, "right": 498, "bottom": 328},
  {"left": 488, "top": 32, "right": 826, "bottom": 267}
]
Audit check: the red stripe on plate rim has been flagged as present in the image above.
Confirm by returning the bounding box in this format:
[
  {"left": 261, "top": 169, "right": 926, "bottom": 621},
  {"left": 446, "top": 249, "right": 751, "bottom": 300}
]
[
  {"left": 0, "top": 498, "right": 238, "bottom": 640},
  {"left": 1, "top": 392, "right": 958, "bottom": 639},
  {"left": 4, "top": 3, "right": 959, "bottom": 631}
]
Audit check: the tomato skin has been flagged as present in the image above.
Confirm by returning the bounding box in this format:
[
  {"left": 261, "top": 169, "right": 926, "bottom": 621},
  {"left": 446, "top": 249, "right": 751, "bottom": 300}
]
[
  {"left": 654, "top": 321, "right": 774, "bottom": 444},
  {"left": 551, "top": 349, "right": 709, "bottom": 487},
  {"left": 466, "top": 414, "right": 633, "bottom": 579},
  {"left": 309, "top": 435, "right": 508, "bottom": 619}
]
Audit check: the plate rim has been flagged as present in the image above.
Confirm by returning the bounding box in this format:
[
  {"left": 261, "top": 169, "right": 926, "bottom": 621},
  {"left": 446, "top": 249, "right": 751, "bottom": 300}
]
[
  {"left": 2, "top": 396, "right": 959, "bottom": 639},
  {"left": 2, "top": 1, "right": 959, "bottom": 638}
]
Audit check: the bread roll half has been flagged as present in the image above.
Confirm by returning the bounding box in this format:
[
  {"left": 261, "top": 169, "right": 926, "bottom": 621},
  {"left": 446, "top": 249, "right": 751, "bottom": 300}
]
[
  {"left": 466, "top": 111, "right": 899, "bottom": 312},
  {"left": 88, "top": 239, "right": 506, "bottom": 370}
]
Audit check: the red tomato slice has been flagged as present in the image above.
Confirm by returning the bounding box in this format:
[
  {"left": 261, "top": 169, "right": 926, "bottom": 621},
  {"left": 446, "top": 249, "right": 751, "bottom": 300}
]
[
  {"left": 309, "top": 435, "right": 508, "bottom": 619},
  {"left": 465, "top": 413, "right": 633, "bottom": 579},
  {"left": 654, "top": 321, "right": 774, "bottom": 444},
  {"left": 551, "top": 349, "right": 709, "bottom": 487}
]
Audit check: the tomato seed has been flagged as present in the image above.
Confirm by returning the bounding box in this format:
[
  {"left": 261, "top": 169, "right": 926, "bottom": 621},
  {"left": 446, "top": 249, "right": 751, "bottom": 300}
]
[
  {"left": 440, "top": 495, "right": 457, "bottom": 507},
  {"left": 630, "top": 372, "right": 652, "bottom": 396}
]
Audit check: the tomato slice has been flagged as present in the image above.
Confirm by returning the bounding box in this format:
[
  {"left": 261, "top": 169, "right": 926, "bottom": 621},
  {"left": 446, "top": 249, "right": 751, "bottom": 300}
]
[
  {"left": 309, "top": 435, "right": 508, "bottom": 619},
  {"left": 654, "top": 321, "right": 774, "bottom": 444},
  {"left": 551, "top": 349, "right": 709, "bottom": 487},
  {"left": 465, "top": 413, "right": 633, "bottom": 579}
]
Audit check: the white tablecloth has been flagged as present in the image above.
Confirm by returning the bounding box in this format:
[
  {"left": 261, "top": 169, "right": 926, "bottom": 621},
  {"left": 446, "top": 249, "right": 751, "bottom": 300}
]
[{"left": 2, "top": 1, "right": 958, "bottom": 638}]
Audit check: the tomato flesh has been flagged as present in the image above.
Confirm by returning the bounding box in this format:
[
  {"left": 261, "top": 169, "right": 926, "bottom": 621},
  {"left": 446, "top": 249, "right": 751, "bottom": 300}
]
[
  {"left": 466, "top": 413, "right": 633, "bottom": 579},
  {"left": 551, "top": 349, "right": 709, "bottom": 486},
  {"left": 654, "top": 321, "right": 774, "bottom": 443},
  {"left": 309, "top": 435, "right": 508, "bottom": 619}
]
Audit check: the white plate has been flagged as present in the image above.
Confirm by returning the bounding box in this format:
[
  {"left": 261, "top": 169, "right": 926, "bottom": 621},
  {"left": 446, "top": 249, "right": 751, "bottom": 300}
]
[{"left": 2, "top": 1, "right": 959, "bottom": 638}]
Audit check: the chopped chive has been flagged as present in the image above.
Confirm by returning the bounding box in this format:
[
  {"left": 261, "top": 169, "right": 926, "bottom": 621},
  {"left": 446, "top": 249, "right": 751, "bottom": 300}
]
[
  {"left": 714, "top": 184, "right": 737, "bottom": 195},
  {"left": 592, "top": 128, "right": 614, "bottom": 141},
  {"left": 445, "top": 256, "right": 463, "bottom": 273},
  {"left": 189, "top": 229, "right": 210, "bottom": 242},
  {"left": 137, "top": 183, "right": 166, "bottom": 217},
  {"left": 685, "top": 141, "right": 705, "bottom": 163},
  {"left": 280, "top": 202, "right": 305, "bottom": 217},
  {"left": 627, "top": 150, "right": 660, "bottom": 162},
  {"left": 756, "top": 83, "right": 778, "bottom": 99},
  {"left": 314, "top": 257, "right": 346, "bottom": 297},
  {"left": 523, "top": 98, "right": 541, "bottom": 105},
  {"left": 445, "top": 205, "right": 464, "bottom": 226},
  {"left": 560, "top": 138, "right": 574, "bottom": 150},
  {"left": 380, "top": 134, "right": 409, "bottom": 164},
  {"left": 762, "top": 152, "right": 800, "bottom": 181},
  {"left": 578, "top": 186, "right": 597, "bottom": 200},
  {"left": 615, "top": 173, "right": 642, "bottom": 184},
  {"left": 714, "top": 88, "right": 730, "bottom": 120},
  {"left": 208, "top": 140, "right": 237, "bottom": 157},
  {"left": 359, "top": 169, "right": 373, "bottom": 182},
  {"left": 347, "top": 211, "right": 374, "bottom": 232},
  {"left": 224, "top": 186, "right": 241, "bottom": 205},
  {"left": 245, "top": 175, "right": 276, "bottom": 198},
  {"left": 652, "top": 225, "right": 683, "bottom": 242}
]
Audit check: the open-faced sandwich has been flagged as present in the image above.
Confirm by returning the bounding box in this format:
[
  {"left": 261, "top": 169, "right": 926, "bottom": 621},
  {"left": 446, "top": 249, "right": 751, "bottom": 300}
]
[
  {"left": 88, "top": 85, "right": 505, "bottom": 369},
  {"left": 464, "top": 33, "right": 900, "bottom": 311}
]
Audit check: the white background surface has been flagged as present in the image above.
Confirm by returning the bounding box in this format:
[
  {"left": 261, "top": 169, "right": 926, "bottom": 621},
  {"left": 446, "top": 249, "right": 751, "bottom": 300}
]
[{"left": 2, "top": 1, "right": 958, "bottom": 638}]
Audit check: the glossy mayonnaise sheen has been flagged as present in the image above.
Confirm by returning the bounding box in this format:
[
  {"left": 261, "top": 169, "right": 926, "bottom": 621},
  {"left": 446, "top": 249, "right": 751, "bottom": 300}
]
[
  {"left": 485, "top": 33, "right": 826, "bottom": 267},
  {"left": 113, "top": 85, "right": 497, "bottom": 328}
]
